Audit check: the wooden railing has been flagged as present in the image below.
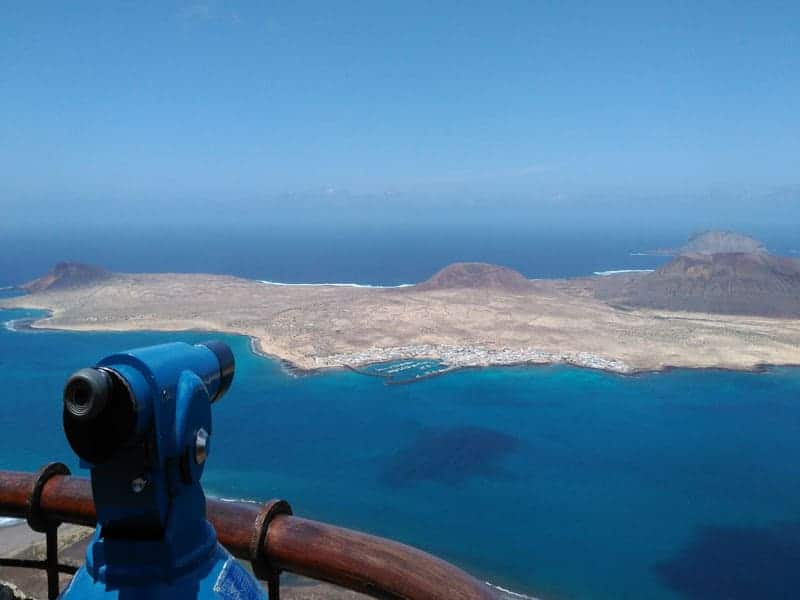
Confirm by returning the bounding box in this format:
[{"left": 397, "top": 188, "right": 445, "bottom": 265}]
[{"left": 0, "top": 468, "right": 495, "bottom": 600}]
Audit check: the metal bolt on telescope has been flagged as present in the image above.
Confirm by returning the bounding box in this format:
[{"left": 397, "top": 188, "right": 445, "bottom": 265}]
[{"left": 59, "top": 340, "right": 266, "bottom": 599}]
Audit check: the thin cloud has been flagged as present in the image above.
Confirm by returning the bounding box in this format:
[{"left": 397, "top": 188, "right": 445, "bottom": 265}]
[
  {"left": 517, "top": 164, "right": 553, "bottom": 176},
  {"left": 180, "top": 2, "right": 214, "bottom": 21},
  {"left": 416, "top": 163, "right": 557, "bottom": 186},
  {"left": 179, "top": 1, "right": 241, "bottom": 24}
]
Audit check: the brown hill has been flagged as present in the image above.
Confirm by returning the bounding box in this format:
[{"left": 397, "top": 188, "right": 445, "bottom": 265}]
[
  {"left": 416, "top": 262, "right": 531, "bottom": 292},
  {"left": 596, "top": 251, "right": 800, "bottom": 317},
  {"left": 21, "top": 262, "right": 111, "bottom": 293}
]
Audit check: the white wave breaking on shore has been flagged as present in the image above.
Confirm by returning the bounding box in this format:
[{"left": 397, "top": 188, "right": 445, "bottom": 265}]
[
  {"left": 215, "top": 495, "right": 261, "bottom": 505},
  {"left": 485, "top": 581, "right": 541, "bottom": 599},
  {"left": 259, "top": 280, "right": 413, "bottom": 289},
  {"left": 594, "top": 269, "right": 655, "bottom": 276}
]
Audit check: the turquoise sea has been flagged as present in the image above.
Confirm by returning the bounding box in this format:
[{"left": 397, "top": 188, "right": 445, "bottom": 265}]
[{"left": 2, "top": 304, "right": 800, "bottom": 599}]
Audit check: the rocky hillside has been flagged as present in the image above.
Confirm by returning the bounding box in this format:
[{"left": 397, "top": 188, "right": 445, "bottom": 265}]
[
  {"left": 595, "top": 239, "right": 800, "bottom": 317},
  {"left": 416, "top": 262, "right": 531, "bottom": 292},
  {"left": 21, "top": 262, "right": 111, "bottom": 293}
]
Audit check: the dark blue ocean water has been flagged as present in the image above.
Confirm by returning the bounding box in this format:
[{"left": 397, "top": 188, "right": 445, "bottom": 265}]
[
  {"left": 3, "top": 222, "right": 800, "bottom": 288},
  {"left": 0, "top": 225, "right": 668, "bottom": 287},
  {"left": 4, "top": 223, "right": 798, "bottom": 288},
  {"left": 2, "top": 304, "right": 800, "bottom": 599}
]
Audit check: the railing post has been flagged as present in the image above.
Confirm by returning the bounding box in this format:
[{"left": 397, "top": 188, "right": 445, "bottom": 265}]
[
  {"left": 26, "top": 463, "right": 72, "bottom": 600},
  {"left": 45, "top": 524, "right": 60, "bottom": 600},
  {"left": 248, "top": 499, "right": 293, "bottom": 600},
  {"left": 266, "top": 571, "right": 281, "bottom": 600}
]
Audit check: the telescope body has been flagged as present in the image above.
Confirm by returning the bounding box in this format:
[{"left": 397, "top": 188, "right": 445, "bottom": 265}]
[{"left": 59, "top": 341, "right": 266, "bottom": 599}]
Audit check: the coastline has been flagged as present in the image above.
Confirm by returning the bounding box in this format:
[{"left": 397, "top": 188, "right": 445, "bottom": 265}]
[
  {"left": 4, "top": 271, "right": 800, "bottom": 378},
  {"left": 258, "top": 279, "right": 414, "bottom": 289},
  {"left": 310, "top": 344, "right": 634, "bottom": 374},
  {"left": 3, "top": 302, "right": 637, "bottom": 375},
  {"left": 6, "top": 310, "right": 795, "bottom": 380},
  {"left": 7, "top": 311, "right": 636, "bottom": 376}
]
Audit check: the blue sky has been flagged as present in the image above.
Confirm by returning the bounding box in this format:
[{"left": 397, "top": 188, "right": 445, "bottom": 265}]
[{"left": 1, "top": 1, "right": 798, "bottom": 225}]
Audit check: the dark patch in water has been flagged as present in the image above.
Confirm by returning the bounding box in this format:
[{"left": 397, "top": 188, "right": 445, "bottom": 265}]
[
  {"left": 653, "top": 521, "right": 800, "bottom": 599},
  {"left": 380, "top": 425, "right": 518, "bottom": 487}
]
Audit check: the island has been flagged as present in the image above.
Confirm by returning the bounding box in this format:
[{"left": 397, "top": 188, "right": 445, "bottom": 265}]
[
  {"left": 3, "top": 232, "right": 800, "bottom": 375},
  {"left": 631, "top": 230, "right": 769, "bottom": 257}
]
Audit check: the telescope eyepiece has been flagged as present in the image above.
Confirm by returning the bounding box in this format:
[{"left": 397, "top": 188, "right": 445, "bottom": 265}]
[
  {"left": 64, "top": 368, "right": 111, "bottom": 421},
  {"left": 63, "top": 367, "right": 138, "bottom": 465}
]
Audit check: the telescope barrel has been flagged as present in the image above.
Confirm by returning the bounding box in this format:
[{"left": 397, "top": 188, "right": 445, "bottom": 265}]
[
  {"left": 199, "top": 340, "right": 235, "bottom": 402},
  {"left": 62, "top": 341, "right": 235, "bottom": 465}
]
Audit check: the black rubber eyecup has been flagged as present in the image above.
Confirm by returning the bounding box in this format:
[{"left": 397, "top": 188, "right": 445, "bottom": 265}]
[{"left": 63, "top": 368, "right": 112, "bottom": 421}]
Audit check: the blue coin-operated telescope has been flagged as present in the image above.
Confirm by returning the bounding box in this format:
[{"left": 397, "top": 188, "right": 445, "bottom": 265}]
[{"left": 60, "top": 341, "right": 267, "bottom": 599}]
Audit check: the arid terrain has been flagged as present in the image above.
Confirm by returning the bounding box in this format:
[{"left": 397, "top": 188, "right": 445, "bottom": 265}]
[{"left": 4, "top": 235, "right": 800, "bottom": 374}]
